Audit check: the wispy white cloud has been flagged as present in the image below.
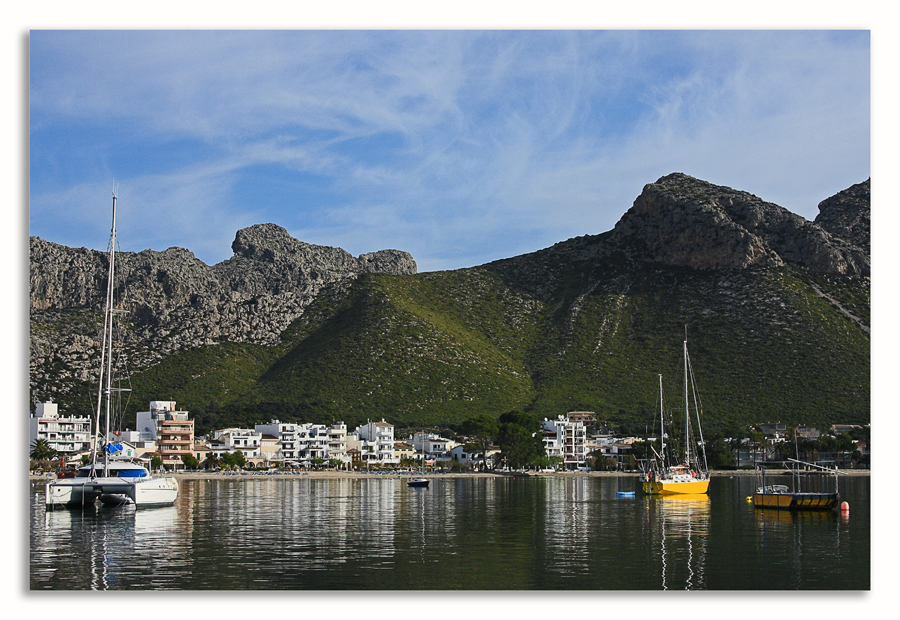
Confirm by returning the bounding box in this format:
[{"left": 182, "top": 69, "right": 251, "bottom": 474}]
[{"left": 29, "top": 30, "right": 870, "bottom": 270}]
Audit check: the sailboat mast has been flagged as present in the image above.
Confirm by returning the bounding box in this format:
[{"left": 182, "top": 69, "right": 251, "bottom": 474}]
[
  {"left": 102, "top": 192, "right": 118, "bottom": 478},
  {"left": 658, "top": 374, "right": 666, "bottom": 469},
  {"left": 683, "top": 332, "right": 692, "bottom": 468}
]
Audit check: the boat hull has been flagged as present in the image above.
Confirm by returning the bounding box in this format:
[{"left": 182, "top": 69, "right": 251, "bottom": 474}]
[
  {"left": 752, "top": 492, "right": 839, "bottom": 510},
  {"left": 46, "top": 476, "right": 178, "bottom": 510},
  {"left": 407, "top": 478, "right": 430, "bottom": 488},
  {"left": 643, "top": 479, "right": 710, "bottom": 495}
]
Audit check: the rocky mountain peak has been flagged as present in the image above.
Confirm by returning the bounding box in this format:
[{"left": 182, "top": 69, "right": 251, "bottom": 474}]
[
  {"left": 610, "top": 173, "right": 869, "bottom": 276},
  {"left": 814, "top": 178, "right": 870, "bottom": 252},
  {"left": 30, "top": 225, "right": 418, "bottom": 399},
  {"left": 231, "top": 223, "right": 313, "bottom": 261}
]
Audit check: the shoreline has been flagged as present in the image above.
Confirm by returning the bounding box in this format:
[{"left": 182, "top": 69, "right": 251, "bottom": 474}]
[{"left": 30, "top": 468, "right": 871, "bottom": 482}]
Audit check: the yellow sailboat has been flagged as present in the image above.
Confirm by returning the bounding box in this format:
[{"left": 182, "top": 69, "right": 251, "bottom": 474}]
[{"left": 641, "top": 335, "right": 710, "bottom": 495}]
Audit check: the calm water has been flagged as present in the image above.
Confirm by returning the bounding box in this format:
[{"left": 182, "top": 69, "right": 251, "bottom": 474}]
[{"left": 29, "top": 474, "right": 870, "bottom": 590}]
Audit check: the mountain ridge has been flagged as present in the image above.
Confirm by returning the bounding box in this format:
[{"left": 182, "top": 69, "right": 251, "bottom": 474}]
[{"left": 29, "top": 173, "right": 870, "bottom": 434}]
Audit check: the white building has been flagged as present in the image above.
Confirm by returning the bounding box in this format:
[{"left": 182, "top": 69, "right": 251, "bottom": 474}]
[
  {"left": 136, "top": 401, "right": 190, "bottom": 441},
  {"left": 325, "top": 422, "right": 349, "bottom": 465},
  {"left": 254, "top": 420, "right": 350, "bottom": 467},
  {"left": 108, "top": 429, "right": 157, "bottom": 457},
  {"left": 211, "top": 428, "right": 263, "bottom": 459},
  {"left": 29, "top": 401, "right": 92, "bottom": 458},
  {"left": 255, "top": 420, "right": 300, "bottom": 463},
  {"left": 541, "top": 414, "right": 587, "bottom": 470},
  {"left": 449, "top": 444, "right": 500, "bottom": 468},
  {"left": 411, "top": 432, "right": 452, "bottom": 460},
  {"left": 352, "top": 419, "right": 398, "bottom": 465}
]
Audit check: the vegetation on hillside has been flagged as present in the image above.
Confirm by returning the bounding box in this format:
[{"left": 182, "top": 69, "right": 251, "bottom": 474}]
[{"left": 63, "top": 255, "right": 865, "bottom": 437}]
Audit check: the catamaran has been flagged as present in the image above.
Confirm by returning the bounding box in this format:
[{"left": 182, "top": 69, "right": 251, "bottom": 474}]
[
  {"left": 640, "top": 334, "right": 710, "bottom": 495},
  {"left": 45, "top": 191, "right": 178, "bottom": 510}
]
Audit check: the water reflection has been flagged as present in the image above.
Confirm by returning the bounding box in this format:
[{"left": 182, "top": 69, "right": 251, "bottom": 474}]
[
  {"left": 30, "top": 476, "right": 869, "bottom": 590},
  {"left": 33, "top": 498, "right": 181, "bottom": 590},
  {"left": 647, "top": 494, "right": 710, "bottom": 590},
  {"left": 542, "top": 477, "right": 601, "bottom": 580}
]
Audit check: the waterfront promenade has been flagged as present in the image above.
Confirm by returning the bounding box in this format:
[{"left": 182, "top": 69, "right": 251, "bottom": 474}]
[{"left": 29, "top": 468, "right": 870, "bottom": 482}]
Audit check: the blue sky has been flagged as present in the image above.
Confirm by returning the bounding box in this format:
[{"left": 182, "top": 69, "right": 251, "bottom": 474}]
[{"left": 29, "top": 30, "right": 869, "bottom": 272}]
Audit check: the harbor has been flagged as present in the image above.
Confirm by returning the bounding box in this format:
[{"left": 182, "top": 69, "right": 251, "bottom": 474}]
[{"left": 30, "top": 472, "right": 870, "bottom": 590}]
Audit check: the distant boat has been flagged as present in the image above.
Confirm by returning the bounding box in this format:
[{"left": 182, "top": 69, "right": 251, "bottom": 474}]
[
  {"left": 640, "top": 334, "right": 710, "bottom": 495},
  {"left": 751, "top": 459, "right": 840, "bottom": 510},
  {"left": 408, "top": 431, "right": 430, "bottom": 488},
  {"left": 616, "top": 491, "right": 636, "bottom": 497},
  {"left": 45, "top": 191, "right": 178, "bottom": 510}
]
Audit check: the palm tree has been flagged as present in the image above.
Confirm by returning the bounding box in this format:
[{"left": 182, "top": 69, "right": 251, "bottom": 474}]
[{"left": 30, "top": 438, "right": 57, "bottom": 461}]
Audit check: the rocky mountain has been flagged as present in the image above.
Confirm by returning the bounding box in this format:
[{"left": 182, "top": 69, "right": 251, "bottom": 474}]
[
  {"left": 29, "top": 174, "right": 869, "bottom": 434},
  {"left": 30, "top": 224, "right": 415, "bottom": 398},
  {"left": 609, "top": 173, "right": 869, "bottom": 274}
]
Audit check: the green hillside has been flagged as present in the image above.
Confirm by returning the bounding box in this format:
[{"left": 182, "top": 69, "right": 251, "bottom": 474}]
[{"left": 112, "top": 252, "right": 868, "bottom": 436}]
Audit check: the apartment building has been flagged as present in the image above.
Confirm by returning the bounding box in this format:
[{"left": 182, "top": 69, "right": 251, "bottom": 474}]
[
  {"left": 541, "top": 414, "right": 587, "bottom": 470},
  {"left": 210, "top": 428, "right": 263, "bottom": 459},
  {"left": 29, "top": 401, "right": 92, "bottom": 458},
  {"left": 255, "top": 420, "right": 300, "bottom": 463},
  {"left": 136, "top": 401, "right": 194, "bottom": 471},
  {"left": 254, "top": 420, "right": 350, "bottom": 467},
  {"left": 411, "top": 432, "right": 452, "bottom": 460},
  {"left": 352, "top": 419, "right": 398, "bottom": 465}
]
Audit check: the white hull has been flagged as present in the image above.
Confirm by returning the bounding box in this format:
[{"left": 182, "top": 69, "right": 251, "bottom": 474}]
[{"left": 46, "top": 476, "right": 178, "bottom": 509}]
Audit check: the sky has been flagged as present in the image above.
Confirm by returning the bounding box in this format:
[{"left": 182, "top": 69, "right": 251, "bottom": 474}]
[{"left": 28, "top": 29, "right": 871, "bottom": 273}]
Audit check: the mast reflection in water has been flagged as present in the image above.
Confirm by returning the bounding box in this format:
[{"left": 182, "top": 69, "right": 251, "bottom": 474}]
[
  {"left": 644, "top": 494, "right": 710, "bottom": 590},
  {"left": 30, "top": 474, "right": 869, "bottom": 590}
]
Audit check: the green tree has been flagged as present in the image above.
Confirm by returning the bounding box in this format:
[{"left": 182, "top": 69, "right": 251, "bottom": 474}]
[
  {"left": 462, "top": 413, "right": 499, "bottom": 471},
  {"left": 705, "top": 434, "right": 736, "bottom": 469},
  {"left": 181, "top": 454, "right": 200, "bottom": 470},
  {"left": 30, "top": 438, "right": 57, "bottom": 461},
  {"left": 222, "top": 450, "right": 247, "bottom": 469},
  {"left": 496, "top": 411, "right": 544, "bottom": 469},
  {"left": 150, "top": 455, "right": 163, "bottom": 470},
  {"left": 204, "top": 452, "right": 220, "bottom": 470}
]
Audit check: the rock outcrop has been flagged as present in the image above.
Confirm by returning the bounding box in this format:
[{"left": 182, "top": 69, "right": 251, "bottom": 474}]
[
  {"left": 610, "top": 173, "right": 870, "bottom": 276},
  {"left": 29, "top": 225, "right": 416, "bottom": 398},
  {"left": 814, "top": 178, "right": 870, "bottom": 253}
]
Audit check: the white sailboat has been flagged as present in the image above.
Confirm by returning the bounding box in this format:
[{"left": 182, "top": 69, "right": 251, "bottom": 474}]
[
  {"left": 408, "top": 431, "right": 429, "bottom": 487},
  {"left": 46, "top": 191, "right": 178, "bottom": 510},
  {"left": 640, "top": 333, "right": 710, "bottom": 495}
]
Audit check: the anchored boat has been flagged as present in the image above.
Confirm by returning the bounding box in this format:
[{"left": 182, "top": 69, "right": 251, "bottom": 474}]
[
  {"left": 640, "top": 334, "right": 710, "bottom": 495},
  {"left": 751, "top": 459, "right": 841, "bottom": 510},
  {"left": 45, "top": 191, "right": 178, "bottom": 510},
  {"left": 407, "top": 431, "right": 430, "bottom": 488}
]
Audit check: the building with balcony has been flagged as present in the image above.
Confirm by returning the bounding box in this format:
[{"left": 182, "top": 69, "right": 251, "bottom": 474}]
[
  {"left": 211, "top": 428, "right": 263, "bottom": 459},
  {"left": 352, "top": 419, "right": 398, "bottom": 465},
  {"left": 541, "top": 414, "right": 587, "bottom": 470},
  {"left": 253, "top": 421, "right": 350, "bottom": 467},
  {"left": 29, "top": 401, "right": 92, "bottom": 458},
  {"left": 566, "top": 411, "right": 597, "bottom": 426},
  {"left": 411, "top": 432, "right": 452, "bottom": 460},
  {"left": 255, "top": 420, "right": 300, "bottom": 463},
  {"left": 136, "top": 401, "right": 194, "bottom": 471}
]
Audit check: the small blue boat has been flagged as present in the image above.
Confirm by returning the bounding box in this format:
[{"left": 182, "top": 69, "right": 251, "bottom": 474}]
[{"left": 616, "top": 491, "right": 636, "bottom": 497}]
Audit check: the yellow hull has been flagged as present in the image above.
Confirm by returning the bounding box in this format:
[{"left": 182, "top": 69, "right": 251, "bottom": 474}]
[
  {"left": 642, "top": 479, "right": 710, "bottom": 495},
  {"left": 752, "top": 492, "right": 838, "bottom": 510}
]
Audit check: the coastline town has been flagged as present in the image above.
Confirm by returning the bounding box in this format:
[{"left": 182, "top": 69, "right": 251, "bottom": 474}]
[{"left": 29, "top": 399, "right": 870, "bottom": 477}]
